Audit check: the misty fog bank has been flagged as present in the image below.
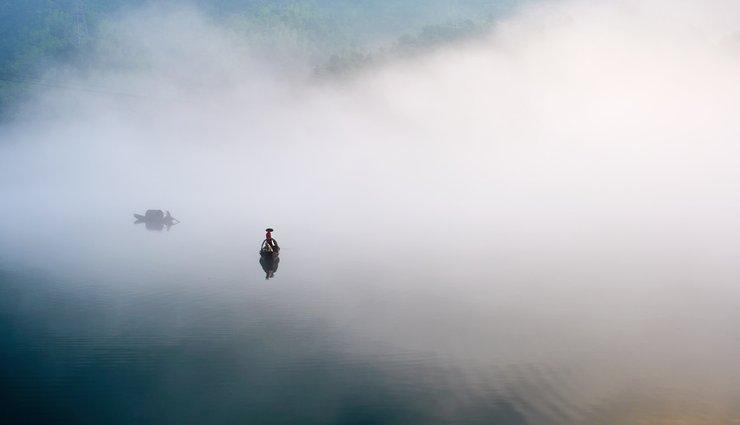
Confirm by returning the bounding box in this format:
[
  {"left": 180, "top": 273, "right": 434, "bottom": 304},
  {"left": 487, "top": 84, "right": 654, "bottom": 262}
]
[
  {"left": 2, "top": 0, "right": 740, "bottom": 270},
  {"left": 4, "top": 4, "right": 740, "bottom": 421}
]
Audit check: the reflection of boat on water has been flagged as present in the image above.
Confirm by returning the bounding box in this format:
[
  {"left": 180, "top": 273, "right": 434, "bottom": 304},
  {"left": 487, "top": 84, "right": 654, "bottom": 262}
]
[
  {"left": 259, "top": 238, "right": 280, "bottom": 279},
  {"left": 259, "top": 253, "right": 280, "bottom": 279},
  {"left": 133, "top": 209, "right": 179, "bottom": 231},
  {"left": 259, "top": 244, "right": 279, "bottom": 280}
]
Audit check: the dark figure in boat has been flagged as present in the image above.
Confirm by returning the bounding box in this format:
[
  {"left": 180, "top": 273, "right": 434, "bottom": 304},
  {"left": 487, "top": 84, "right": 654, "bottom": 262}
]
[
  {"left": 260, "top": 228, "right": 280, "bottom": 255},
  {"left": 133, "top": 209, "right": 179, "bottom": 231}
]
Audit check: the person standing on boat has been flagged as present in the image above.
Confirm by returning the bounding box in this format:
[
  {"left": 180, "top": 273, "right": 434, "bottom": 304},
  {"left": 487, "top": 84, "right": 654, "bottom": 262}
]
[{"left": 264, "top": 228, "right": 279, "bottom": 252}]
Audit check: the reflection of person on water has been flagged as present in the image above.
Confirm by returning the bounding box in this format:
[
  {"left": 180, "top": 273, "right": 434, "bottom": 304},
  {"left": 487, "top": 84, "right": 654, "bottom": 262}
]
[
  {"left": 260, "top": 255, "right": 279, "bottom": 279},
  {"left": 263, "top": 228, "right": 279, "bottom": 253}
]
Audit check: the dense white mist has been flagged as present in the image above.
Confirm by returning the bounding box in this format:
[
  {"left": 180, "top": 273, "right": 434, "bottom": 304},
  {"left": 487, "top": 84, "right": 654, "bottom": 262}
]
[
  {"left": 0, "top": 0, "right": 739, "bottom": 270},
  {"left": 3, "top": 1, "right": 740, "bottom": 419}
]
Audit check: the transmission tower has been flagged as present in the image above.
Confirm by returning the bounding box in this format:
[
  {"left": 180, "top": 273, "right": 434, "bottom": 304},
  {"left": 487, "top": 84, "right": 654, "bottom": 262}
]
[{"left": 73, "top": 0, "right": 89, "bottom": 46}]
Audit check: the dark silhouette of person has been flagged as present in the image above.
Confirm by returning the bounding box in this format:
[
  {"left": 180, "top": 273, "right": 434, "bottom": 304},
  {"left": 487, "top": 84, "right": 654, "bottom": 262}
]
[{"left": 263, "top": 228, "right": 279, "bottom": 252}]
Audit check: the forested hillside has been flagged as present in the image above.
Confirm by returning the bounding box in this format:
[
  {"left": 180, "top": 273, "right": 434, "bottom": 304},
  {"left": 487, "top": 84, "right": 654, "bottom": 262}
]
[{"left": 0, "top": 0, "right": 518, "bottom": 119}]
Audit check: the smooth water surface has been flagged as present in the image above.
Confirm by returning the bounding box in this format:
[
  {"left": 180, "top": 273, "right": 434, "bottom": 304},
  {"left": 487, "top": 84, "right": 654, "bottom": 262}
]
[{"left": 2, "top": 214, "right": 740, "bottom": 425}]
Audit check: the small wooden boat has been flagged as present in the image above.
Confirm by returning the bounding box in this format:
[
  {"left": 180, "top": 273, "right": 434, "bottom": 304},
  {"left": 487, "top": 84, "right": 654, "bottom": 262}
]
[
  {"left": 260, "top": 239, "right": 280, "bottom": 257},
  {"left": 133, "top": 209, "right": 179, "bottom": 231}
]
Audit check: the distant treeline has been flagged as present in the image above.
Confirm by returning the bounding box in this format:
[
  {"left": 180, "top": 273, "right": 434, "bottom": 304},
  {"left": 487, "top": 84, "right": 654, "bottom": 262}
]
[
  {"left": 0, "top": 0, "right": 140, "bottom": 119},
  {"left": 314, "top": 19, "right": 493, "bottom": 77},
  {"left": 0, "top": 0, "right": 515, "bottom": 119}
]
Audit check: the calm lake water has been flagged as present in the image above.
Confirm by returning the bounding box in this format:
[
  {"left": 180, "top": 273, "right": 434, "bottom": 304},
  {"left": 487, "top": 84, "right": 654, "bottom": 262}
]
[{"left": 2, "top": 214, "right": 740, "bottom": 424}]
